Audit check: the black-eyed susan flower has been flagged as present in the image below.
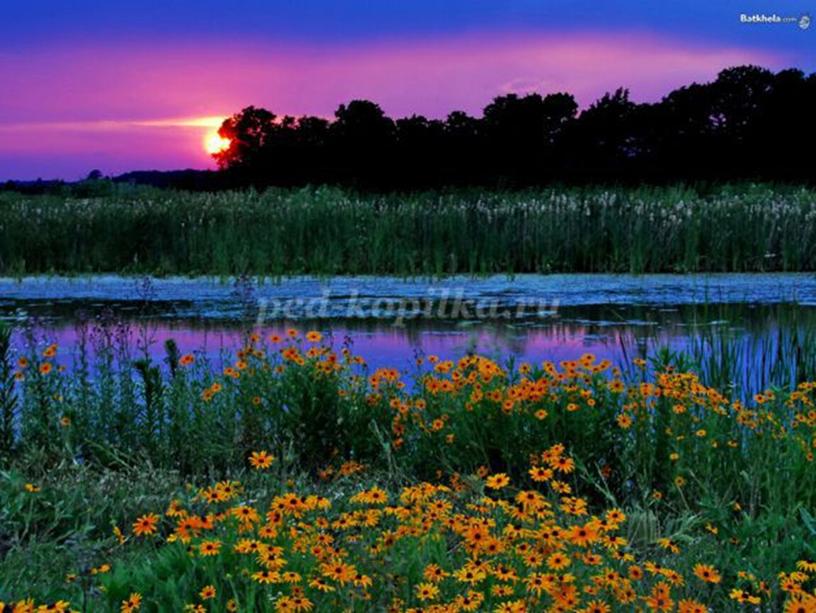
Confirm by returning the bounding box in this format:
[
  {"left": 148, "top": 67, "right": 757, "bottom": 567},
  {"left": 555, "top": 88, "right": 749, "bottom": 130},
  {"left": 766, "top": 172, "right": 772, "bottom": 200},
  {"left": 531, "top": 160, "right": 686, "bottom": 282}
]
[
  {"left": 486, "top": 473, "right": 510, "bottom": 489},
  {"left": 693, "top": 563, "right": 721, "bottom": 584},
  {"left": 132, "top": 513, "right": 159, "bottom": 537},
  {"left": 249, "top": 450, "right": 274, "bottom": 469}
]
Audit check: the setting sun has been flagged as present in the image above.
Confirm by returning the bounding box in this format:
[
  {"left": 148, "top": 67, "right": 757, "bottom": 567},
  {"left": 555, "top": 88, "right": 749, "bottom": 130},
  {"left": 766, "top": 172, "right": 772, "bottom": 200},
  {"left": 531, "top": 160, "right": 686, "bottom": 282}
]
[{"left": 204, "top": 131, "right": 231, "bottom": 155}]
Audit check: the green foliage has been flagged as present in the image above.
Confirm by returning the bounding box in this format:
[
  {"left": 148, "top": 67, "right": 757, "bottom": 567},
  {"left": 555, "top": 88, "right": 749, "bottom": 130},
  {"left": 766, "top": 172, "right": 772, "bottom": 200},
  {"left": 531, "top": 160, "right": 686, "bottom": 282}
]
[
  {"left": 0, "top": 463, "right": 187, "bottom": 602},
  {"left": 2, "top": 184, "right": 816, "bottom": 275},
  {"left": 0, "top": 323, "right": 17, "bottom": 459}
]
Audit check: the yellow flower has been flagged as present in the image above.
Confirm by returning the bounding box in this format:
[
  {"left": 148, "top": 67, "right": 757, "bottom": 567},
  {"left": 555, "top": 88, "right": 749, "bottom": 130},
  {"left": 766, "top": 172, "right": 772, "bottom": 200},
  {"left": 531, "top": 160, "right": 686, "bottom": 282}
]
[
  {"left": 693, "top": 563, "right": 722, "bottom": 584},
  {"left": 249, "top": 450, "right": 275, "bottom": 469},
  {"left": 199, "top": 540, "right": 222, "bottom": 556},
  {"left": 309, "top": 577, "right": 335, "bottom": 592},
  {"left": 350, "top": 486, "right": 389, "bottom": 505},
  {"left": 485, "top": 473, "right": 510, "bottom": 489},
  {"left": 546, "top": 552, "right": 571, "bottom": 570},
  {"left": 529, "top": 466, "right": 553, "bottom": 482},
  {"left": 252, "top": 569, "right": 280, "bottom": 584},
  {"left": 121, "top": 593, "right": 142, "bottom": 613},
  {"left": 415, "top": 582, "right": 440, "bottom": 601},
  {"left": 616, "top": 413, "right": 633, "bottom": 428}
]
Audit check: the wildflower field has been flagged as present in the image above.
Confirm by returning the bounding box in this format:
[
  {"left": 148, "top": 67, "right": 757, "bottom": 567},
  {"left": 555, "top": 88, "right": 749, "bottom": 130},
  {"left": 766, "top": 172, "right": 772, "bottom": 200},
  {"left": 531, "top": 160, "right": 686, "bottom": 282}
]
[
  {"left": 2, "top": 323, "right": 816, "bottom": 612},
  {"left": 2, "top": 184, "right": 816, "bottom": 276}
]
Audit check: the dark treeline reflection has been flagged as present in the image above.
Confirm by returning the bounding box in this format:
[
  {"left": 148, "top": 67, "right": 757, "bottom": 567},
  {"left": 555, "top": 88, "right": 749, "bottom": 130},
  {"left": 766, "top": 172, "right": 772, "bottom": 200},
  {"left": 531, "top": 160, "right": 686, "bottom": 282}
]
[{"left": 208, "top": 65, "right": 816, "bottom": 189}]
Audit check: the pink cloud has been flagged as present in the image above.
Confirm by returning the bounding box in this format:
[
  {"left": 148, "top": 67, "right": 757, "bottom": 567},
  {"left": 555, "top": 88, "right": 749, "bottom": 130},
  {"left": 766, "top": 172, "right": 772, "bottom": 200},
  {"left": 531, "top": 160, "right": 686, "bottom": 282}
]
[{"left": 0, "top": 32, "right": 786, "bottom": 178}]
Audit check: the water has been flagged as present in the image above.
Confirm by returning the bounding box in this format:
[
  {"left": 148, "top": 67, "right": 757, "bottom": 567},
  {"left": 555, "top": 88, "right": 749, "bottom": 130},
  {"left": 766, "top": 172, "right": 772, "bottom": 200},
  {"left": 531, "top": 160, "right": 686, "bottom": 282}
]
[
  {"left": 2, "top": 274, "right": 815, "bottom": 390},
  {"left": 2, "top": 273, "right": 815, "bottom": 315}
]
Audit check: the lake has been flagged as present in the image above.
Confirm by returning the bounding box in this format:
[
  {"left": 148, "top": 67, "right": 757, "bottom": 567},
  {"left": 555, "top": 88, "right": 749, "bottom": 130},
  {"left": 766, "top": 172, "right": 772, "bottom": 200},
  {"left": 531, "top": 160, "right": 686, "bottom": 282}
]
[{"left": 2, "top": 273, "right": 816, "bottom": 391}]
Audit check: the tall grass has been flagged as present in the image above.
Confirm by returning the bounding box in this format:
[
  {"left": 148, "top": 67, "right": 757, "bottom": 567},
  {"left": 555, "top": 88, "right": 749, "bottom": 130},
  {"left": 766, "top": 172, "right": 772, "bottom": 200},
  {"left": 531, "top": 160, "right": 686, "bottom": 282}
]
[
  {"left": 613, "top": 302, "right": 816, "bottom": 398},
  {"left": 2, "top": 184, "right": 816, "bottom": 275},
  {"left": 0, "top": 323, "right": 16, "bottom": 460},
  {"left": 5, "top": 328, "right": 816, "bottom": 512}
]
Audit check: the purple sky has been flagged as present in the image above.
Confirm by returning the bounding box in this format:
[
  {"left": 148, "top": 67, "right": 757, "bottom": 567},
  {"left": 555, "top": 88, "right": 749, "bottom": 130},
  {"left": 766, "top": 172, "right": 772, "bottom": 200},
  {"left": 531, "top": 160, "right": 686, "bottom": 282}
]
[{"left": 1, "top": 1, "right": 813, "bottom": 180}]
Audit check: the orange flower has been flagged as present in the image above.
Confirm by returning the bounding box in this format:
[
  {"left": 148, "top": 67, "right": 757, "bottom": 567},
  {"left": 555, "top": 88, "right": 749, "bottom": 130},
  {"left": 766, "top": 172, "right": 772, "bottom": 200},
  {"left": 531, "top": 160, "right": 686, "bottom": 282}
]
[
  {"left": 552, "top": 455, "right": 575, "bottom": 473},
  {"left": 121, "top": 592, "right": 142, "bottom": 613},
  {"left": 485, "top": 473, "right": 510, "bottom": 489},
  {"left": 547, "top": 552, "right": 571, "bottom": 570},
  {"left": 693, "top": 563, "right": 721, "bottom": 584},
  {"left": 199, "top": 540, "right": 222, "bottom": 556},
  {"left": 132, "top": 513, "right": 159, "bottom": 537},
  {"left": 249, "top": 450, "right": 275, "bottom": 470},
  {"left": 529, "top": 466, "right": 553, "bottom": 482}
]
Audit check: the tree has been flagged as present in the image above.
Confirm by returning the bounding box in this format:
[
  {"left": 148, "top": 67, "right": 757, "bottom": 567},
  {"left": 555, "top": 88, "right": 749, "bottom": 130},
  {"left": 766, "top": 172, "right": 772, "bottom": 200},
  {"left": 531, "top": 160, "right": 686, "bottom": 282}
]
[
  {"left": 566, "top": 88, "right": 639, "bottom": 177},
  {"left": 330, "top": 100, "right": 395, "bottom": 185},
  {"left": 482, "top": 92, "right": 578, "bottom": 181},
  {"left": 214, "top": 106, "right": 278, "bottom": 169}
]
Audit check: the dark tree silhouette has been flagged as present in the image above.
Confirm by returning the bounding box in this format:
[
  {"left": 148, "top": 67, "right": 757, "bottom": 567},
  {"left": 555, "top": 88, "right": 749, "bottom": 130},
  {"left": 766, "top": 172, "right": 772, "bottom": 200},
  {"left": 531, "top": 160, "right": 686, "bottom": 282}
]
[
  {"left": 395, "top": 115, "right": 446, "bottom": 185},
  {"left": 569, "top": 89, "right": 638, "bottom": 170},
  {"left": 482, "top": 92, "right": 577, "bottom": 182},
  {"left": 204, "top": 65, "right": 816, "bottom": 189},
  {"left": 214, "top": 106, "right": 278, "bottom": 170},
  {"left": 330, "top": 100, "right": 395, "bottom": 185},
  {"left": 756, "top": 69, "right": 813, "bottom": 178}
]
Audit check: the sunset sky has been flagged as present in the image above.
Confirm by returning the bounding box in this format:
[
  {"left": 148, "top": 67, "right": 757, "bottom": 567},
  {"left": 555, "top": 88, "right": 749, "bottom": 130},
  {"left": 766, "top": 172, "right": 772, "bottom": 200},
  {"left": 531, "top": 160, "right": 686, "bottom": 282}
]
[{"left": 1, "top": 1, "right": 813, "bottom": 180}]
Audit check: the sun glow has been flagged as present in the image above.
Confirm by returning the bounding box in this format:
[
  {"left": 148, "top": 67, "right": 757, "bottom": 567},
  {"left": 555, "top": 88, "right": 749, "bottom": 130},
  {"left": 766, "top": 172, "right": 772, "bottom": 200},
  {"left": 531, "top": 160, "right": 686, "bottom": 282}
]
[{"left": 204, "top": 131, "right": 231, "bottom": 155}]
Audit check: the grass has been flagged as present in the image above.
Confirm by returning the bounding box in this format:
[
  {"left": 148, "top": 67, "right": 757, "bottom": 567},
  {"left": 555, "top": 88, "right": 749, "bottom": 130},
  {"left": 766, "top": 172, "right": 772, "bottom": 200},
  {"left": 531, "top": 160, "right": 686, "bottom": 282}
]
[
  {"left": 2, "top": 323, "right": 816, "bottom": 610},
  {"left": 613, "top": 302, "right": 816, "bottom": 398},
  {"left": 2, "top": 184, "right": 816, "bottom": 275}
]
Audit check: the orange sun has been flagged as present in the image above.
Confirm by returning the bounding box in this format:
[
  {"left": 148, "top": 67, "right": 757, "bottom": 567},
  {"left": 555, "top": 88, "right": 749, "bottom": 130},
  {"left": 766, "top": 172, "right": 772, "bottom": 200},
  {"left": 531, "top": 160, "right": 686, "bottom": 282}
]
[{"left": 204, "top": 131, "right": 231, "bottom": 155}]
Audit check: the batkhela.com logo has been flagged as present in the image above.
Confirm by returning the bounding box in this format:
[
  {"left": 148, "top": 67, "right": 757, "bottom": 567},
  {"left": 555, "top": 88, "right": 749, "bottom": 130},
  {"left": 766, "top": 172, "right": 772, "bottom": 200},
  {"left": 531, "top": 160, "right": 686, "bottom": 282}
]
[{"left": 739, "top": 12, "right": 811, "bottom": 29}]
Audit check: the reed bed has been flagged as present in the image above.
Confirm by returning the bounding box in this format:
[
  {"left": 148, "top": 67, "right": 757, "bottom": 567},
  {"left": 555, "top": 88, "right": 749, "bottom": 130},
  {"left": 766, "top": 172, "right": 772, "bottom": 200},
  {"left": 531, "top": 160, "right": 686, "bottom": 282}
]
[{"left": 2, "top": 184, "right": 816, "bottom": 275}]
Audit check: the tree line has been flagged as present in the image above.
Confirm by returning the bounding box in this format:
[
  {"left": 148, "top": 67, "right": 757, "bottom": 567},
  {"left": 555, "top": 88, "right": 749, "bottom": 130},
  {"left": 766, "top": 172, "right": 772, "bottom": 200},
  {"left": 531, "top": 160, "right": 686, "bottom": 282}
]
[
  {"left": 212, "top": 65, "right": 816, "bottom": 188},
  {"left": 3, "top": 64, "right": 813, "bottom": 194}
]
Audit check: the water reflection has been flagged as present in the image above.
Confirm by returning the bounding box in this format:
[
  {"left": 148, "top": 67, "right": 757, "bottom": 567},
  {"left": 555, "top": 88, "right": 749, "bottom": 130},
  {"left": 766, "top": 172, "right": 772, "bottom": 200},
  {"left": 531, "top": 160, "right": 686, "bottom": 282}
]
[{"left": 5, "top": 301, "right": 815, "bottom": 395}]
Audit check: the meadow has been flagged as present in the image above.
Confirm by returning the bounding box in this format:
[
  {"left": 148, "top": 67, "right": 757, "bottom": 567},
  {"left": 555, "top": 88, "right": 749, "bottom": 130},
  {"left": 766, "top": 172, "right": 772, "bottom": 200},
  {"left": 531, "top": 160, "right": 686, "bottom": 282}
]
[
  {"left": 2, "top": 184, "right": 816, "bottom": 276},
  {"left": 2, "top": 322, "right": 816, "bottom": 611},
  {"left": 2, "top": 183, "right": 816, "bottom": 611}
]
